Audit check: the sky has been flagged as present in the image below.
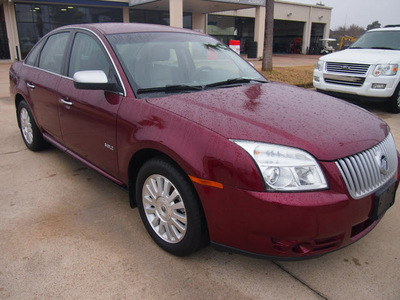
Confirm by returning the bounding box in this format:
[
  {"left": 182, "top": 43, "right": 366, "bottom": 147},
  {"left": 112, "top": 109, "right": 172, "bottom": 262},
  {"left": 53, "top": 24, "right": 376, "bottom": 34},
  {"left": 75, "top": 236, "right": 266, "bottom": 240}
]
[{"left": 285, "top": 0, "right": 400, "bottom": 30}]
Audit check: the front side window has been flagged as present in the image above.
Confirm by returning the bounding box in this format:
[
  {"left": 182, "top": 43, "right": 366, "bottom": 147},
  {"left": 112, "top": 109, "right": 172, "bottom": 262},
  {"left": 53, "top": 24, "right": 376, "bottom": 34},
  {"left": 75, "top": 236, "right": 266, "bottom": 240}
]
[
  {"left": 107, "top": 32, "right": 265, "bottom": 97},
  {"left": 68, "top": 32, "right": 111, "bottom": 78},
  {"left": 38, "top": 32, "right": 69, "bottom": 74}
]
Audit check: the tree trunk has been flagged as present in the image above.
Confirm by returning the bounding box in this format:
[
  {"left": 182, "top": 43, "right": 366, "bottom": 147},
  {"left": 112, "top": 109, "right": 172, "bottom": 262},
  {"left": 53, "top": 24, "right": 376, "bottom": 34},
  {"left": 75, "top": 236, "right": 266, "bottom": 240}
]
[{"left": 262, "top": 0, "right": 274, "bottom": 71}]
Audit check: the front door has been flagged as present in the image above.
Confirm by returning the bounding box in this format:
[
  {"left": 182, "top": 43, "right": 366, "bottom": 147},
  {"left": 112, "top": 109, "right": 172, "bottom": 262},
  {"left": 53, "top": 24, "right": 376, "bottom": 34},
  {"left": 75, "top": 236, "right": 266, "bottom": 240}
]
[{"left": 58, "top": 31, "right": 122, "bottom": 178}]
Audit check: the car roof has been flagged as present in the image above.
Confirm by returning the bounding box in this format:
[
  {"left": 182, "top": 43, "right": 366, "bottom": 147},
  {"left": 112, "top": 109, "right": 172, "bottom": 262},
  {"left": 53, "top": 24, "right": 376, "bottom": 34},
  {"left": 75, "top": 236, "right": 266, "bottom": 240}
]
[
  {"left": 369, "top": 26, "right": 400, "bottom": 32},
  {"left": 58, "top": 22, "right": 203, "bottom": 36}
]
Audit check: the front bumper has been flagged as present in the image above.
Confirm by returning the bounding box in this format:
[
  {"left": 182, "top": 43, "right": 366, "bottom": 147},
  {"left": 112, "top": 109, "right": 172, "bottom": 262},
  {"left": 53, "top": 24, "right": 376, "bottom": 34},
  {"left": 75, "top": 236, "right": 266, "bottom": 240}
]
[
  {"left": 194, "top": 160, "right": 400, "bottom": 258},
  {"left": 313, "top": 69, "right": 399, "bottom": 99}
]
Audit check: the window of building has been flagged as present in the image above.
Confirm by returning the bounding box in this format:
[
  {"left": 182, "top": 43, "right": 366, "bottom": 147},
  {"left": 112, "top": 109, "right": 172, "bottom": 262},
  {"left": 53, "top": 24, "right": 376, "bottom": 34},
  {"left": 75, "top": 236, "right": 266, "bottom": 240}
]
[
  {"left": 14, "top": 3, "right": 123, "bottom": 58},
  {"left": 0, "top": 4, "right": 10, "bottom": 59},
  {"left": 129, "top": 9, "right": 192, "bottom": 29}
]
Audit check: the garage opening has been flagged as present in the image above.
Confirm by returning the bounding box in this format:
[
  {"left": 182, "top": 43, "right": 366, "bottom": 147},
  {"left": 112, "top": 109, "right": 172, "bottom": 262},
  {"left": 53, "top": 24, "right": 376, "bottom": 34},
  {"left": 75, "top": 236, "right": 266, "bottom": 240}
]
[
  {"left": 273, "top": 20, "right": 304, "bottom": 54},
  {"left": 309, "top": 23, "right": 325, "bottom": 54}
]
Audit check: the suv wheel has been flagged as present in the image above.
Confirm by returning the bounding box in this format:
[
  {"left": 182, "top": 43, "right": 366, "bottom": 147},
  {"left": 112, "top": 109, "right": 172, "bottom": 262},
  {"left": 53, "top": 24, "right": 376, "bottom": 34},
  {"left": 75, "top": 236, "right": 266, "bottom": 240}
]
[{"left": 387, "top": 84, "right": 400, "bottom": 114}]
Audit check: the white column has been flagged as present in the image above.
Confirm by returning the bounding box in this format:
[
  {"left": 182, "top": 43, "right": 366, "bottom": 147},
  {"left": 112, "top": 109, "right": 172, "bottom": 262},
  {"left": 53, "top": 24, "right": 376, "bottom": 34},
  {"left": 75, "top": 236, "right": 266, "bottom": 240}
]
[
  {"left": 192, "top": 12, "right": 206, "bottom": 33},
  {"left": 302, "top": 7, "right": 312, "bottom": 54},
  {"left": 123, "top": 7, "right": 130, "bottom": 23},
  {"left": 254, "top": 6, "right": 266, "bottom": 59},
  {"left": 3, "top": 2, "right": 20, "bottom": 61},
  {"left": 169, "top": 0, "right": 183, "bottom": 28}
]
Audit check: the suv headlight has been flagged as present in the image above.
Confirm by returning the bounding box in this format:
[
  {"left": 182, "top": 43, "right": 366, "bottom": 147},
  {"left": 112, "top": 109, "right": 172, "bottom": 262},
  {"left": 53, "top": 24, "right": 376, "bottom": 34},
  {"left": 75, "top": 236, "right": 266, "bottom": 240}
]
[
  {"left": 315, "top": 60, "right": 324, "bottom": 71},
  {"left": 232, "top": 141, "right": 328, "bottom": 191},
  {"left": 373, "top": 64, "right": 398, "bottom": 77}
]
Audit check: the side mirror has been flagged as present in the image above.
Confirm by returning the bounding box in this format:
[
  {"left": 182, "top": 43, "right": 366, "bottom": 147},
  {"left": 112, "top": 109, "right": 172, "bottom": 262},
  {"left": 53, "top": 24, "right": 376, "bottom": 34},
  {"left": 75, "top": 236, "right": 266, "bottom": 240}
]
[{"left": 73, "top": 70, "right": 120, "bottom": 92}]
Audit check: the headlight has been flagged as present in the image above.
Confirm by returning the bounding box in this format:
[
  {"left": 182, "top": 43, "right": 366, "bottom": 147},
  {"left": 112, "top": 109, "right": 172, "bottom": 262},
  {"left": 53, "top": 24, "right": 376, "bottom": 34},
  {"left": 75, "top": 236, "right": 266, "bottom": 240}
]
[
  {"left": 232, "top": 141, "right": 328, "bottom": 191},
  {"left": 315, "top": 60, "right": 324, "bottom": 71},
  {"left": 373, "top": 64, "right": 398, "bottom": 77}
]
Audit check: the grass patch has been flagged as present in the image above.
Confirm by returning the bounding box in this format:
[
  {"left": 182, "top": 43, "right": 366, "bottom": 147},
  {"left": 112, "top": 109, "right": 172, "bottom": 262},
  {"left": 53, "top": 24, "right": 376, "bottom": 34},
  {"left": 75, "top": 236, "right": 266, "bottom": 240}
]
[{"left": 260, "top": 65, "right": 315, "bottom": 88}]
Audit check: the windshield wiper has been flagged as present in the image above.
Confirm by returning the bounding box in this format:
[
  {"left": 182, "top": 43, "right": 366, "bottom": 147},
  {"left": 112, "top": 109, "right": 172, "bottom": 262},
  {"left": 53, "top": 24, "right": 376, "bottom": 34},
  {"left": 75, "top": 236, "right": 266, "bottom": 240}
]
[
  {"left": 205, "top": 77, "right": 268, "bottom": 88},
  {"left": 137, "top": 84, "right": 203, "bottom": 94}
]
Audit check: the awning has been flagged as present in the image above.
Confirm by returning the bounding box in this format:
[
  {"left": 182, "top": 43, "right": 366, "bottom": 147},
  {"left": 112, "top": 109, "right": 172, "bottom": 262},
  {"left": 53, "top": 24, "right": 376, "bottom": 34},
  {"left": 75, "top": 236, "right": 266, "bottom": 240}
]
[{"left": 129, "top": 0, "right": 265, "bottom": 13}]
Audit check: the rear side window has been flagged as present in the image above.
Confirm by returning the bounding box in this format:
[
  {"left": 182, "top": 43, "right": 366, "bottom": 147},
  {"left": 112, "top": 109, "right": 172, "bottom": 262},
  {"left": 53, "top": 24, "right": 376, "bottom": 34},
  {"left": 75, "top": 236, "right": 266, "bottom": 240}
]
[
  {"left": 38, "top": 32, "right": 70, "bottom": 74},
  {"left": 25, "top": 38, "right": 45, "bottom": 66},
  {"left": 68, "top": 32, "right": 111, "bottom": 78}
]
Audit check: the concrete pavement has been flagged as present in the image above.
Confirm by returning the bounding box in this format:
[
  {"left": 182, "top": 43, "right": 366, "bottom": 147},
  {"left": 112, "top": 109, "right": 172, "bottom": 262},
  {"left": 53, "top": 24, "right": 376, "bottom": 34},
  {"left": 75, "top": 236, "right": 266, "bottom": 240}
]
[{"left": 1, "top": 56, "right": 400, "bottom": 299}]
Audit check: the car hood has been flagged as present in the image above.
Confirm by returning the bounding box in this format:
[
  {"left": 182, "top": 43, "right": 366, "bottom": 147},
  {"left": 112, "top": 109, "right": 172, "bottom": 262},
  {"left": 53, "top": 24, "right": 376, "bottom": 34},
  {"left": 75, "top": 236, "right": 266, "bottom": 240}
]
[
  {"left": 146, "top": 82, "right": 389, "bottom": 161},
  {"left": 321, "top": 48, "right": 400, "bottom": 64}
]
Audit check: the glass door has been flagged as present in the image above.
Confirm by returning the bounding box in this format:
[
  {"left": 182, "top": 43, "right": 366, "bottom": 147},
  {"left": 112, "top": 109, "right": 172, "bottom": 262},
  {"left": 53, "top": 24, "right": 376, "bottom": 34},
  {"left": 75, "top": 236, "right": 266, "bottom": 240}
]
[{"left": 0, "top": 4, "right": 11, "bottom": 59}]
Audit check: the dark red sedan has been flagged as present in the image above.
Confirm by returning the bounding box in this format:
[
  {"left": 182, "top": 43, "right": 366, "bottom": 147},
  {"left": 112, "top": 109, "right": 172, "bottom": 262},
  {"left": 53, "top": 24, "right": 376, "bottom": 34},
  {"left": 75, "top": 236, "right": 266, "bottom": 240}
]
[{"left": 9, "top": 23, "right": 399, "bottom": 258}]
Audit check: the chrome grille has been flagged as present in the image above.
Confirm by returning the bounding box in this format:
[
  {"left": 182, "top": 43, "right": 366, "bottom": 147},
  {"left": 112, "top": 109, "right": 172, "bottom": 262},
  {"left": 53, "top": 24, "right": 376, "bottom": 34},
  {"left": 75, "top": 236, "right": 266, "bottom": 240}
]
[
  {"left": 326, "top": 62, "right": 370, "bottom": 75},
  {"left": 324, "top": 74, "right": 365, "bottom": 87},
  {"left": 336, "top": 134, "right": 398, "bottom": 199}
]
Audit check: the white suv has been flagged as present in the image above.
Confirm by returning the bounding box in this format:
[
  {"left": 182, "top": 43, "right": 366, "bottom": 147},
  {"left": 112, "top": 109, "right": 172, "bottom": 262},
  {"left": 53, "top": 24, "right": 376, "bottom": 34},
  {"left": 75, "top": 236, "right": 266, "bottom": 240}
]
[{"left": 313, "top": 26, "right": 400, "bottom": 113}]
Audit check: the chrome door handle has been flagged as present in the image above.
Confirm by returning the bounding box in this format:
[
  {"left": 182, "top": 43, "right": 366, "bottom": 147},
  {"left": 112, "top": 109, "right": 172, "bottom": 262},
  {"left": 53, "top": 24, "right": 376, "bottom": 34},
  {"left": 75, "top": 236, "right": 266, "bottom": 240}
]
[
  {"left": 61, "top": 98, "right": 73, "bottom": 106},
  {"left": 27, "top": 83, "right": 35, "bottom": 89}
]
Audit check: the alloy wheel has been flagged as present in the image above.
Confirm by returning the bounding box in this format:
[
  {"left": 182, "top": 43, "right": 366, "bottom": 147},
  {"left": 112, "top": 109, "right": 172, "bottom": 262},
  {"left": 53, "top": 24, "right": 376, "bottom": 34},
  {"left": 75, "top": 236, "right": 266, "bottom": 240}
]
[{"left": 142, "top": 174, "right": 187, "bottom": 244}]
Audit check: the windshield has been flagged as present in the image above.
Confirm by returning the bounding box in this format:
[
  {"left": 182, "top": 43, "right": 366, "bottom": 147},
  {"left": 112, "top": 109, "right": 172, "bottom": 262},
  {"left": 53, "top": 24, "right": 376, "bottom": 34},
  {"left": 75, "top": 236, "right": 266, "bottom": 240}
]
[
  {"left": 350, "top": 30, "right": 400, "bottom": 50},
  {"left": 106, "top": 32, "right": 266, "bottom": 97}
]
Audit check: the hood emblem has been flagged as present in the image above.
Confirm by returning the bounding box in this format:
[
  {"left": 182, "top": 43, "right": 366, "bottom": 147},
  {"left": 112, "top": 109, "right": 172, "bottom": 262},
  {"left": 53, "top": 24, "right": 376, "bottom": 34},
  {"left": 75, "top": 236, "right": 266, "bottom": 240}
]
[{"left": 376, "top": 152, "right": 389, "bottom": 175}]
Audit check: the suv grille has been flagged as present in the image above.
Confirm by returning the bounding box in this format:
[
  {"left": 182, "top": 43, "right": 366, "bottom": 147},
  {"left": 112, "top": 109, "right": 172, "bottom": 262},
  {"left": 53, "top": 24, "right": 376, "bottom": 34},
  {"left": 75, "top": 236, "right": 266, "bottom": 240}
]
[
  {"left": 326, "top": 62, "right": 370, "bottom": 75},
  {"left": 336, "top": 134, "right": 398, "bottom": 199}
]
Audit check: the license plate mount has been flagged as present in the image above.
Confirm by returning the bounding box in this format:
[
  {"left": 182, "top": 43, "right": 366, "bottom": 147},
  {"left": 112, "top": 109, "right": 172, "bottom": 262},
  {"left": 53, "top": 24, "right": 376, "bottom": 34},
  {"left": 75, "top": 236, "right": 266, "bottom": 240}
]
[{"left": 371, "top": 178, "right": 398, "bottom": 221}]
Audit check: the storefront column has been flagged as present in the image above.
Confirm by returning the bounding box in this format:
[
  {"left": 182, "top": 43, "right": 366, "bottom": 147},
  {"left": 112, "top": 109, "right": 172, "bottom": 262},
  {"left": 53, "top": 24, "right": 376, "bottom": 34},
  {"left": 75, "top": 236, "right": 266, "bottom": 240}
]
[
  {"left": 123, "top": 7, "right": 130, "bottom": 23},
  {"left": 192, "top": 12, "right": 206, "bottom": 33},
  {"left": 3, "top": 1, "right": 19, "bottom": 61},
  {"left": 302, "top": 7, "right": 312, "bottom": 54},
  {"left": 254, "top": 6, "right": 265, "bottom": 59},
  {"left": 169, "top": 0, "right": 183, "bottom": 28}
]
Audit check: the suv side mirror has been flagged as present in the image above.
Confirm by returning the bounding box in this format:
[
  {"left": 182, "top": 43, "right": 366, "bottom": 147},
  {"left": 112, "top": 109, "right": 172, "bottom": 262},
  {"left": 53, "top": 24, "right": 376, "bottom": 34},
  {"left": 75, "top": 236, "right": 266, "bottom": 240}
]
[{"left": 73, "top": 70, "right": 121, "bottom": 92}]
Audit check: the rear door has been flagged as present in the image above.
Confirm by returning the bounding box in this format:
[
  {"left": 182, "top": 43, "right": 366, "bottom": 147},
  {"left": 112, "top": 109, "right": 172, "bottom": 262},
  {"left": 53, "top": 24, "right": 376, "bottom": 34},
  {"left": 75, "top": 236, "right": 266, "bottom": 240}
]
[
  {"left": 57, "top": 30, "right": 123, "bottom": 178},
  {"left": 24, "top": 31, "right": 71, "bottom": 141}
]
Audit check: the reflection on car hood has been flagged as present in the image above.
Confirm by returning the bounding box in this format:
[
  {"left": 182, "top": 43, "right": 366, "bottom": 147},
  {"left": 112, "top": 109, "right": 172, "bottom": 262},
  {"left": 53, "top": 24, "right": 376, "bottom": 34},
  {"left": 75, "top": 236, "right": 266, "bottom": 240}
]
[
  {"left": 147, "top": 82, "right": 388, "bottom": 161},
  {"left": 322, "top": 49, "right": 400, "bottom": 64}
]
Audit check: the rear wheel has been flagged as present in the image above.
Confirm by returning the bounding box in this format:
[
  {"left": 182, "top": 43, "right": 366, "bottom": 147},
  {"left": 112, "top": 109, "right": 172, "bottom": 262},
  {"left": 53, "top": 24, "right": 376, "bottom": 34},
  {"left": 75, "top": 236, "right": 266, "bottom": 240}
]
[
  {"left": 136, "top": 157, "right": 207, "bottom": 256},
  {"left": 387, "top": 84, "right": 400, "bottom": 113},
  {"left": 17, "top": 101, "right": 47, "bottom": 151}
]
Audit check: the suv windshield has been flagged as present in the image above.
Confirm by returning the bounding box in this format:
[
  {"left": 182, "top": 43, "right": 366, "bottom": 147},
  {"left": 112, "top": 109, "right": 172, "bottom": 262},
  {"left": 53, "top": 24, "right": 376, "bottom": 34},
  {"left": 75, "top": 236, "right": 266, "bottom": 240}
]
[
  {"left": 350, "top": 30, "right": 400, "bottom": 50},
  {"left": 106, "top": 32, "right": 266, "bottom": 97}
]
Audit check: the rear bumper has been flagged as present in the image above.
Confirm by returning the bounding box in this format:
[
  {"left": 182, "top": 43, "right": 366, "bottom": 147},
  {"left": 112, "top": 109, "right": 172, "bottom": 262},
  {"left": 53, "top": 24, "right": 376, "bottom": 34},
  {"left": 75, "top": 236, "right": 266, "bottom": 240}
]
[{"left": 195, "top": 160, "right": 400, "bottom": 258}]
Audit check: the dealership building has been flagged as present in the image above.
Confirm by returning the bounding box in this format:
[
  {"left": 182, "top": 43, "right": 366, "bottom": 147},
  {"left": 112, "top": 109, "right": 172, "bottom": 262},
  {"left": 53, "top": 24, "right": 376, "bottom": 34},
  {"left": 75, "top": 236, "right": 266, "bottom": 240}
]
[{"left": 0, "top": 0, "right": 332, "bottom": 62}]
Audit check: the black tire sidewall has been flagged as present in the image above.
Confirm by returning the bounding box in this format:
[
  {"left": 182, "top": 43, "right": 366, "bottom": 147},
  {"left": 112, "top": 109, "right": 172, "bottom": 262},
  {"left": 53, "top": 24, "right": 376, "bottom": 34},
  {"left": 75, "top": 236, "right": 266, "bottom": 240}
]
[
  {"left": 136, "top": 158, "right": 206, "bottom": 256},
  {"left": 388, "top": 83, "right": 400, "bottom": 114}
]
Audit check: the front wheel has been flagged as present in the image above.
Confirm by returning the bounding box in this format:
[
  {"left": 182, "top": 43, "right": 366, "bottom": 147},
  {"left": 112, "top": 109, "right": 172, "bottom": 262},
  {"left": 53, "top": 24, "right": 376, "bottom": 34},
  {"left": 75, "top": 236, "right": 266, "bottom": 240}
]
[
  {"left": 17, "top": 101, "right": 47, "bottom": 151},
  {"left": 136, "top": 157, "right": 208, "bottom": 256},
  {"left": 387, "top": 84, "right": 400, "bottom": 113}
]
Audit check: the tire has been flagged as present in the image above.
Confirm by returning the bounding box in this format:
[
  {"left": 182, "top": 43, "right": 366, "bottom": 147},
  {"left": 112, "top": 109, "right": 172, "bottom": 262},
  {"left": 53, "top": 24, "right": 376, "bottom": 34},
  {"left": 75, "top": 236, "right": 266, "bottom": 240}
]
[
  {"left": 387, "top": 84, "right": 400, "bottom": 114},
  {"left": 17, "top": 101, "right": 47, "bottom": 151},
  {"left": 136, "top": 157, "right": 207, "bottom": 256}
]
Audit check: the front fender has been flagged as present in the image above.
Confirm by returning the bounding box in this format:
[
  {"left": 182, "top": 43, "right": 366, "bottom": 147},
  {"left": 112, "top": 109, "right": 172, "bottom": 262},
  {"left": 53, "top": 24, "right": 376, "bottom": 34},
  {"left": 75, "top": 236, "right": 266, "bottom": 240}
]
[{"left": 116, "top": 97, "right": 265, "bottom": 192}]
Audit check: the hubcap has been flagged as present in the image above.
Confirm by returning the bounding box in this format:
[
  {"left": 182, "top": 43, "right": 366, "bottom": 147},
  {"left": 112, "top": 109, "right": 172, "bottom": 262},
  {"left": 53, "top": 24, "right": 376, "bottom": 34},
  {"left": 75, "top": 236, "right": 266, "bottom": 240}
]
[
  {"left": 20, "top": 107, "right": 33, "bottom": 144},
  {"left": 142, "top": 174, "right": 187, "bottom": 243}
]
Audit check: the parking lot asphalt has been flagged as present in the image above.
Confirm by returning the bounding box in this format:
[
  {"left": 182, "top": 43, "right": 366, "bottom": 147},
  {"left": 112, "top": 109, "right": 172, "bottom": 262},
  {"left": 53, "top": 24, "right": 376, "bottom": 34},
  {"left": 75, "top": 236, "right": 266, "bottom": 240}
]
[{"left": 1, "top": 58, "right": 400, "bottom": 299}]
